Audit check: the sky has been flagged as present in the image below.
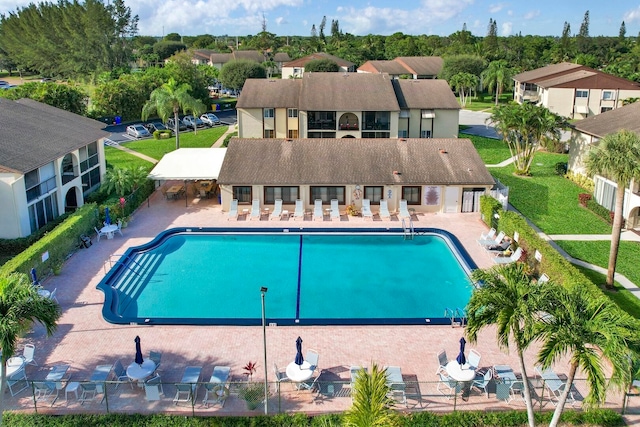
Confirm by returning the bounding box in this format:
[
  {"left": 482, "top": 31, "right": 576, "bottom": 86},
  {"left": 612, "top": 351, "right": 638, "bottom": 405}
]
[{"left": 1, "top": 0, "right": 639, "bottom": 38}]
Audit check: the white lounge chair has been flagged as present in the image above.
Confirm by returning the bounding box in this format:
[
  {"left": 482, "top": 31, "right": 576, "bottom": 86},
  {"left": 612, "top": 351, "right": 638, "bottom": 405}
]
[
  {"left": 378, "top": 199, "right": 391, "bottom": 220},
  {"left": 203, "top": 366, "right": 231, "bottom": 407},
  {"left": 493, "top": 247, "right": 523, "bottom": 265},
  {"left": 361, "top": 199, "right": 373, "bottom": 220},
  {"left": 313, "top": 199, "right": 324, "bottom": 221},
  {"left": 174, "top": 366, "right": 202, "bottom": 405},
  {"left": 227, "top": 199, "right": 238, "bottom": 221},
  {"left": 293, "top": 199, "right": 304, "bottom": 220},
  {"left": 399, "top": 199, "right": 411, "bottom": 220},
  {"left": 535, "top": 365, "right": 576, "bottom": 407},
  {"left": 477, "top": 231, "right": 505, "bottom": 247},
  {"left": 330, "top": 199, "right": 340, "bottom": 221},
  {"left": 249, "top": 199, "right": 261, "bottom": 220},
  {"left": 480, "top": 227, "right": 496, "bottom": 240},
  {"left": 270, "top": 199, "right": 283, "bottom": 220}
]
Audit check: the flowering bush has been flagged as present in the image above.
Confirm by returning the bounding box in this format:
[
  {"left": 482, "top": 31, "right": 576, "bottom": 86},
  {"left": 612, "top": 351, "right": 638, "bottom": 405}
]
[
  {"left": 346, "top": 204, "right": 359, "bottom": 216},
  {"left": 578, "top": 193, "right": 592, "bottom": 207}
]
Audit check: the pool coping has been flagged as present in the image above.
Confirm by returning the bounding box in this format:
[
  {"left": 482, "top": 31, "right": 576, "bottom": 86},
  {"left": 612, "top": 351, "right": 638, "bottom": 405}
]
[{"left": 97, "top": 227, "right": 478, "bottom": 327}]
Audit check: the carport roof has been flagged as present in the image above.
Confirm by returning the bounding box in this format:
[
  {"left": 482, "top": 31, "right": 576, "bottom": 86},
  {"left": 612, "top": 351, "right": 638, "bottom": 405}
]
[{"left": 148, "top": 148, "right": 227, "bottom": 181}]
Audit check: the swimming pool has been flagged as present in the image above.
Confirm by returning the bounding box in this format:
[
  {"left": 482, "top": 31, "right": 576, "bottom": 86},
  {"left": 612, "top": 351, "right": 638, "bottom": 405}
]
[{"left": 97, "top": 228, "right": 476, "bottom": 326}]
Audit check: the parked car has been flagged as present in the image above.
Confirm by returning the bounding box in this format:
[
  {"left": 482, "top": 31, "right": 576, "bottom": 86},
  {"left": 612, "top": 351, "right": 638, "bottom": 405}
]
[
  {"left": 200, "top": 113, "right": 221, "bottom": 126},
  {"left": 126, "top": 124, "right": 151, "bottom": 139},
  {"left": 144, "top": 122, "right": 172, "bottom": 134},
  {"left": 166, "top": 117, "right": 187, "bottom": 131},
  {"left": 182, "top": 115, "right": 206, "bottom": 129}
]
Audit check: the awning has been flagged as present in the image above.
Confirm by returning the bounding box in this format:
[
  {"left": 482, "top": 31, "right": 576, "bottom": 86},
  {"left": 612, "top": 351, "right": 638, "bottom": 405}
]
[
  {"left": 574, "top": 105, "right": 589, "bottom": 114},
  {"left": 147, "top": 148, "right": 227, "bottom": 181}
]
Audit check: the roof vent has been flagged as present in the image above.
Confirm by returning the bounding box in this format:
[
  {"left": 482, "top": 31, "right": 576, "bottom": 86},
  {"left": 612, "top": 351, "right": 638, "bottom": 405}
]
[
  {"left": 439, "top": 149, "right": 447, "bottom": 154},
  {"left": 393, "top": 170, "right": 401, "bottom": 175},
  {"left": 399, "top": 138, "right": 406, "bottom": 142}
]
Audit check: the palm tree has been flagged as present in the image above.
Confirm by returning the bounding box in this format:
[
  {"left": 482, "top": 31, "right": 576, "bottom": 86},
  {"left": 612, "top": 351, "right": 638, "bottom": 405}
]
[
  {"left": 0, "top": 272, "right": 61, "bottom": 425},
  {"left": 467, "top": 263, "right": 541, "bottom": 427},
  {"left": 450, "top": 72, "right": 479, "bottom": 107},
  {"left": 481, "top": 60, "right": 514, "bottom": 105},
  {"left": 343, "top": 363, "right": 400, "bottom": 427},
  {"left": 536, "top": 284, "right": 640, "bottom": 427},
  {"left": 142, "top": 78, "right": 203, "bottom": 150},
  {"left": 585, "top": 129, "right": 640, "bottom": 288}
]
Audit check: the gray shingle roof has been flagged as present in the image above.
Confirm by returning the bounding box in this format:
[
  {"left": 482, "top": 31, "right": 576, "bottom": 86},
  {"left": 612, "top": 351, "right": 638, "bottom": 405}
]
[
  {"left": 358, "top": 60, "right": 412, "bottom": 75},
  {"left": 535, "top": 70, "right": 597, "bottom": 88},
  {"left": 0, "top": 98, "right": 108, "bottom": 174},
  {"left": 284, "top": 52, "right": 355, "bottom": 68},
  {"left": 512, "top": 62, "right": 584, "bottom": 82},
  {"left": 298, "top": 73, "right": 400, "bottom": 111},
  {"left": 236, "top": 79, "right": 301, "bottom": 108},
  {"left": 572, "top": 101, "right": 640, "bottom": 138},
  {"left": 394, "top": 57, "right": 443, "bottom": 76},
  {"left": 218, "top": 138, "right": 494, "bottom": 186},
  {"left": 392, "top": 79, "right": 460, "bottom": 110}
]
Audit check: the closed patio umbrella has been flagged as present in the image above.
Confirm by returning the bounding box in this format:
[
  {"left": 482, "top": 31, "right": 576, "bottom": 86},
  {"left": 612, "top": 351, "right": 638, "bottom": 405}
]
[
  {"left": 105, "top": 207, "right": 111, "bottom": 225},
  {"left": 456, "top": 337, "right": 466, "bottom": 365},
  {"left": 30, "top": 268, "right": 39, "bottom": 285},
  {"left": 295, "top": 336, "right": 304, "bottom": 366},
  {"left": 135, "top": 336, "right": 144, "bottom": 365}
]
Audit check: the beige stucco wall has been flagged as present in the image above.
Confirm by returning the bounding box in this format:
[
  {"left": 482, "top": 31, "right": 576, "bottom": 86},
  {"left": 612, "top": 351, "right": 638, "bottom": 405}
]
[
  {"left": 0, "top": 173, "right": 25, "bottom": 239},
  {"left": 274, "top": 108, "right": 287, "bottom": 138},
  {"left": 433, "top": 110, "right": 459, "bottom": 138},
  {"left": 568, "top": 130, "right": 597, "bottom": 174},
  {"left": 237, "top": 108, "right": 264, "bottom": 138},
  {"left": 544, "top": 88, "right": 574, "bottom": 117}
]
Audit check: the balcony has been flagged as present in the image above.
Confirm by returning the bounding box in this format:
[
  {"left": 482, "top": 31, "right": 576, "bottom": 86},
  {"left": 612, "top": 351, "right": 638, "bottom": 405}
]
[
  {"left": 339, "top": 123, "right": 359, "bottom": 131},
  {"left": 308, "top": 120, "right": 336, "bottom": 130}
]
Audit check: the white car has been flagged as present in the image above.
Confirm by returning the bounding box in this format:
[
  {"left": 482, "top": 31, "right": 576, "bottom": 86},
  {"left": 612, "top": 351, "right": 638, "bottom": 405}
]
[
  {"left": 126, "top": 124, "right": 151, "bottom": 139},
  {"left": 200, "top": 113, "right": 221, "bottom": 126}
]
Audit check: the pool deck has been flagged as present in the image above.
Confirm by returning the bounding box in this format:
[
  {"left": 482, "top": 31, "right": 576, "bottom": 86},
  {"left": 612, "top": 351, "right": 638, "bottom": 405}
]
[{"left": 7, "top": 189, "right": 627, "bottom": 417}]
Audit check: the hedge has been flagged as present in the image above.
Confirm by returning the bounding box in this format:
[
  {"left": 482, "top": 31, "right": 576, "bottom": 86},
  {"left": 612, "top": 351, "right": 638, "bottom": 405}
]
[{"left": 1, "top": 409, "right": 624, "bottom": 426}]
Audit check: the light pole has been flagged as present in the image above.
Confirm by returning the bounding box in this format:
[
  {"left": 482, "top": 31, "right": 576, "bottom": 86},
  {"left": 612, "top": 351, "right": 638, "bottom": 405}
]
[{"left": 260, "top": 286, "right": 268, "bottom": 415}]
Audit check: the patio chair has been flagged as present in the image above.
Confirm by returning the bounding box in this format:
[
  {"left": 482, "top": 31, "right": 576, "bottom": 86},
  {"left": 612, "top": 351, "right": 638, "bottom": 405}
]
[
  {"left": 399, "top": 199, "right": 411, "bottom": 220},
  {"left": 535, "top": 365, "right": 576, "bottom": 407},
  {"left": 477, "top": 231, "right": 505, "bottom": 247},
  {"left": 22, "top": 343, "right": 37, "bottom": 366},
  {"left": 493, "top": 247, "right": 523, "bottom": 265},
  {"left": 249, "top": 199, "right": 261, "bottom": 221},
  {"left": 436, "top": 367, "right": 459, "bottom": 399},
  {"left": 299, "top": 371, "right": 321, "bottom": 392},
  {"left": 79, "top": 382, "right": 103, "bottom": 404},
  {"left": 270, "top": 199, "right": 283, "bottom": 221},
  {"left": 313, "top": 199, "right": 324, "bottom": 221},
  {"left": 48, "top": 288, "right": 59, "bottom": 304},
  {"left": 273, "top": 363, "right": 290, "bottom": 393},
  {"left": 480, "top": 227, "right": 496, "bottom": 240},
  {"left": 361, "top": 199, "right": 373, "bottom": 220},
  {"left": 203, "top": 366, "right": 231, "bottom": 407},
  {"left": 94, "top": 226, "right": 107, "bottom": 242},
  {"left": 293, "top": 199, "right": 304, "bottom": 220},
  {"left": 330, "top": 199, "right": 340, "bottom": 221},
  {"left": 174, "top": 366, "right": 202, "bottom": 405},
  {"left": 306, "top": 349, "right": 319, "bottom": 372},
  {"left": 149, "top": 351, "right": 162, "bottom": 372},
  {"left": 115, "top": 220, "right": 123, "bottom": 236},
  {"left": 7, "top": 369, "right": 28, "bottom": 397},
  {"left": 378, "top": 199, "right": 391, "bottom": 220},
  {"left": 33, "top": 381, "right": 58, "bottom": 405},
  {"left": 144, "top": 373, "right": 163, "bottom": 401},
  {"left": 467, "top": 349, "right": 481, "bottom": 372},
  {"left": 228, "top": 199, "right": 238, "bottom": 221},
  {"left": 472, "top": 368, "right": 492, "bottom": 397},
  {"left": 437, "top": 350, "right": 448, "bottom": 370},
  {"left": 113, "top": 359, "right": 133, "bottom": 389}
]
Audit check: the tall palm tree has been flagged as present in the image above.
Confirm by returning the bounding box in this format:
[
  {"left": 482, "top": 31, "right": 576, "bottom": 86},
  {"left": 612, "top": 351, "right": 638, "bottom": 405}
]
[
  {"left": 467, "top": 263, "right": 541, "bottom": 427},
  {"left": 536, "top": 284, "right": 640, "bottom": 427},
  {"left": 343, "top": 363, "right": 400, "bottom": 427},
  {"left": 0, "top": 273, "right": 61, "bottom": 425},
  {"left": 481, "top": 60, "right": 514, "bottom": 105},
  {"left": 585, "top": 129, "right": 640, "bottom": 288},
  {"left": 141, "top": 78, "right": 203, "bottom": 150}
]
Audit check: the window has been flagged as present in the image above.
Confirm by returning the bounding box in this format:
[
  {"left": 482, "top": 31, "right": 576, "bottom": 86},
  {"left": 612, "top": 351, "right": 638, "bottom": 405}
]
[
  {"left": 310, "top": 186, "right": 345, "bottom": 203},
  {"left": 402, "top": 186, "right": 421, "bottom": 205},
  {"left": 81, "top": 167, "right": 101, "bottom": 196},
  {"left": 576, "top": 90, "right": 588, "bottom": 98},
  {"left": 28, "top": 193, "right": 59, "bottom": 234},
  {"left": 399, "top": 110, "right": 410, "bottom": 118},
  {"left": 264, "top": 129, "right": 274, "bottom": 138},
  {"left": 363, "top": 111, "right": 390, "bottom": 130},
  {"left": 398, "top": 130, "right": 408, "bottom": 138},
  {"left": 25, "top": 163, "right": 57, "bottom": 202},
  {"left": 287, "top": 129, "right": 298, "bottom": 138},
  {"left": 232, "top": 186, "right": 252, "bottom": 203},
  {"left": 420, "top": 130, "right": 432, "bottom": 138},
  {"left": 421, "top": 110, "right": 435, "bottom": 118},
  {"left": 364, "top": 186, "right": 383, "bottom": 204},
  {"left": 602, "top": 91, "right": 615, "bottom": 100},
  {"left": 600, "top": 107, "right": 613, "bottom": 113},
  {"left": 264, "top": 108, "right": 274, "bottom": 118},
  {"left": 288, "top": 108, "right": 298, "bottom": 118},
  {"left": 264, "top": 186, "right": 299, "bottom": 204},
  {"left": 79, "top": 142, "right": 98, "bottom": 173}
]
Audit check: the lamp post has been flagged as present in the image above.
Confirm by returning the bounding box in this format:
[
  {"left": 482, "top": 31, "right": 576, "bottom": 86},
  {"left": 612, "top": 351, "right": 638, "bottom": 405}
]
[{"left": 260, "top": 286, "right": 268, "bottom": 415}]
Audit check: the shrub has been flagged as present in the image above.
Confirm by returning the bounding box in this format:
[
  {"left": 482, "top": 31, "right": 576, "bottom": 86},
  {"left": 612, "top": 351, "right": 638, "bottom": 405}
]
[
  {"left": 565, "top": 171, "right": 595, "bottom": 192},
  {"left": 554, "top": 162, "right": 568, "bottom": 175},
  {"left": 578, "top": 193, "right": 592, "bottom": 207},
  {"left": 153, "top": 130, "right": 172, "bottom": 139},
  {"left": 479, "top": 195, "right": 503, "bottom": 229}
]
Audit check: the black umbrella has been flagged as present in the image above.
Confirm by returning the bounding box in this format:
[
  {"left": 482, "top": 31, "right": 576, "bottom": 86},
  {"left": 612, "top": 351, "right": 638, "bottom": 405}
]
[
  {"left": 135, "top": 336, "right": 144, "bottom": 365},
  {"left": 295, "top": 336, "right": 304, "bottom": 366},
  {"left": 456, "top": 337, "right": 466, "bottom": 365}
]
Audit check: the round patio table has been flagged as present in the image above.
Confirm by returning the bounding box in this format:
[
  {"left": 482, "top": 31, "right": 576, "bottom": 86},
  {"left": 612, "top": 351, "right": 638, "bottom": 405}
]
[
  {"left": 446, "top": 360, "right": 476, "bottom": 401},
  {"left": 127, "top": 360, "right": 156, "bottom": 381},
  {"left": 5, "top": 357, "right": 26, "bottom": 378},
  {"left": 286, "top": 361, "right": 313, "bottom": 383}
]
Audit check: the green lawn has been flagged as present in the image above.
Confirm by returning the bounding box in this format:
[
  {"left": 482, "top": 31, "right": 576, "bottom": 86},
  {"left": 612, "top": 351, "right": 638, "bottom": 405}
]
[
  {"left": 458, "top": 92, "right": 513, "bottom": 111},
  {"left": 105, "top": 126, "right": 228, "bottom": 169},
  {"left": 463, "top": 134, "right": 511, "bottom": 165},
  {"left": 573, "top": 264, "right": 640, "bottom": 318},
  {"left": 556, "top": 240, "right": 640, "bottom": 289},
  {"left": 490, "top": 152, "right": 612, "bottom": 235}
]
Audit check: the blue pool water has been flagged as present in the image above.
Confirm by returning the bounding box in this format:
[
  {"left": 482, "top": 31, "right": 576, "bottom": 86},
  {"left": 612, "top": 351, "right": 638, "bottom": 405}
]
[{"left": 97, "top": 228, "right": 476, "bottom": 326}]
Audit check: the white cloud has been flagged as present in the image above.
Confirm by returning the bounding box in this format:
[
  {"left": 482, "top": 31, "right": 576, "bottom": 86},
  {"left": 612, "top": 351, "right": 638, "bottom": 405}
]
[
  {"left": 507, "top": 10, "right": 513, "bottom": 16},
  {"left": 501, "top": 21, "right": 512, "bottom": 36},
  {"left": 624, "top": 6, "right": 640, "bottom": 23},
  {"left": 523, "top": 10, "right": 539, "bottom": 20},
  {"left": 489, "top": 3, "right": 507, "bottom": 13},
  {"left": 275, "top": 16, "right": 286, "bottom": 25}
]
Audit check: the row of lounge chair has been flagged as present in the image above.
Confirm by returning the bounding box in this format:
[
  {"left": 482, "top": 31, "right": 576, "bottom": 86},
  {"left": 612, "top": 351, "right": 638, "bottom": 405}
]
[
  {"left": 477, "top": 228, "right": 523, "bottom": 265},
  {"left": 227, "top": 199, "right": 412, "bottom": 221}
]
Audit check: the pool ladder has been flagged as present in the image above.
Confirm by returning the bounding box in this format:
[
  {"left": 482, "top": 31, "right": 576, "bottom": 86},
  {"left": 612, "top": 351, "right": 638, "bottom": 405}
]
[
  {"left": 402, "top": 218, "right": 415, "bottom": 240},
  {"left": 444, "top": 307, "right": 467, "bottom": 328}
]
